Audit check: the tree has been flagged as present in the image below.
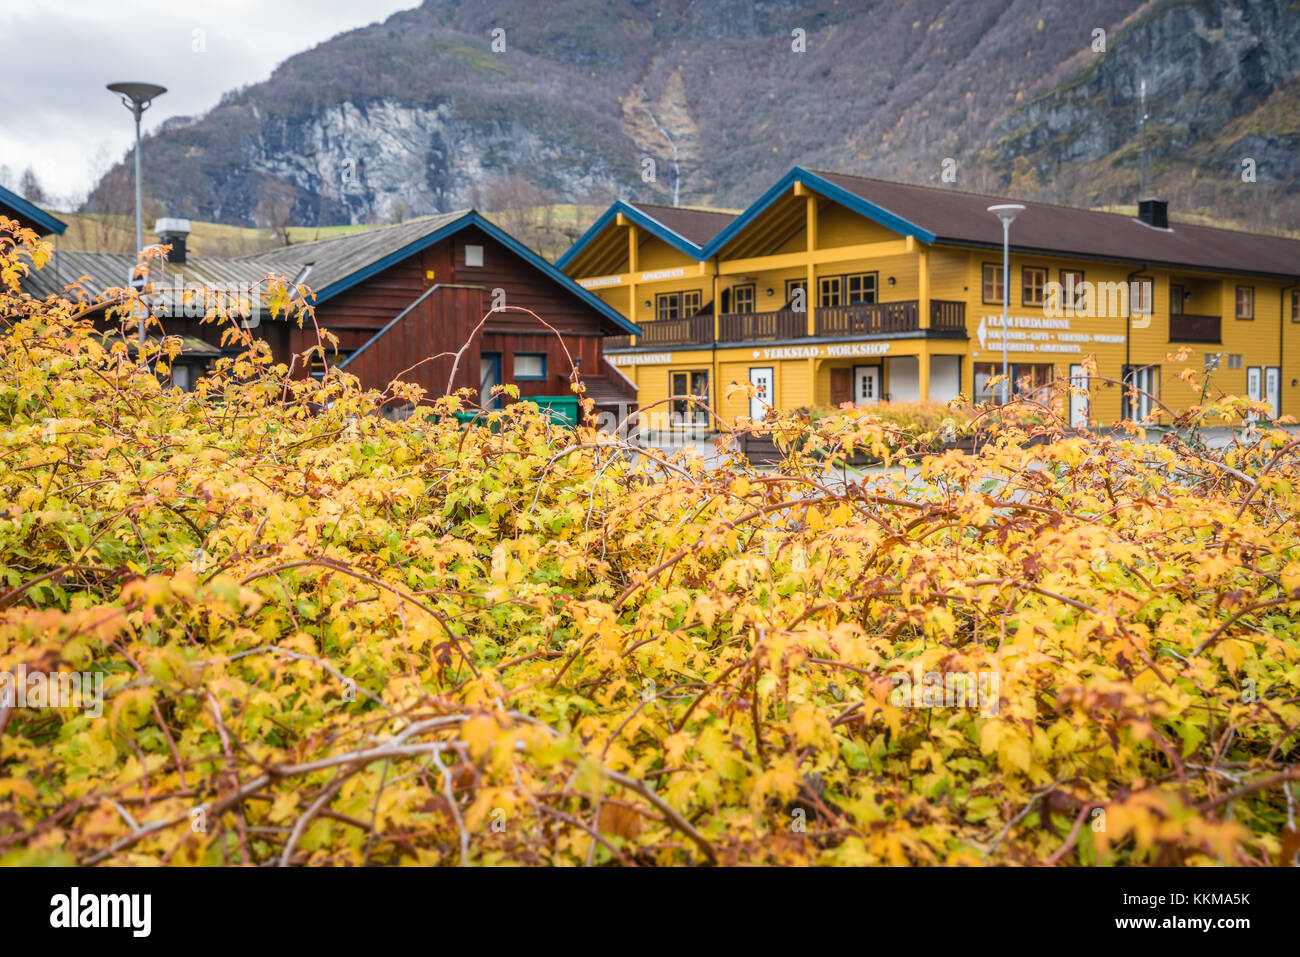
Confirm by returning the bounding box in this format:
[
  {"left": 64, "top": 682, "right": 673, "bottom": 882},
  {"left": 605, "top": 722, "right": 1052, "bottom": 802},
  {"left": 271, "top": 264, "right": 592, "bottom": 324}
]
[
  {"left": 19, "top": 167, "right": 47, "bottom": 205},
  {"left": 253, "top": 179, "right": 296, "bottom": 247}
]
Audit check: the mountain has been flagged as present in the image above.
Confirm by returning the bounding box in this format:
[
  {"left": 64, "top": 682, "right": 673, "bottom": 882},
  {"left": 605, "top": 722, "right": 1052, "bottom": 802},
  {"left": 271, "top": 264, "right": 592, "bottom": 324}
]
[{"left": 86, "top": 0, "right": 1300, "bottom": 242}]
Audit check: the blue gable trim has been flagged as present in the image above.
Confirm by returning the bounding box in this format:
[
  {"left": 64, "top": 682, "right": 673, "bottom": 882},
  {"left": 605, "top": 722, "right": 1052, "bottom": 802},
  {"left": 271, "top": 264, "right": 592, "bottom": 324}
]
[
  {"left": 699, "top": 167, "right": 935, "bottom": 257},
  {"left": 314, "top": 211, "right": 640, "bottom": 336},
  {"left": 555, "top": 200, "right": 709, "bottom": 270},
  {"left": 0, "top": 183, "right": 67, "bottom": 236}
]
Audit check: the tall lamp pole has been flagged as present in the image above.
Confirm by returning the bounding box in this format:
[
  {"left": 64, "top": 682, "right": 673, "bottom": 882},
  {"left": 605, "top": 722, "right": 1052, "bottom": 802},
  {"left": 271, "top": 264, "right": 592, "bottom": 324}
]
[
  {"left": 107, "top": 82, "right": 167, "bottom": 344},
  {"left": 987, "top": 203, "right": 1025, "bottom": 404}
]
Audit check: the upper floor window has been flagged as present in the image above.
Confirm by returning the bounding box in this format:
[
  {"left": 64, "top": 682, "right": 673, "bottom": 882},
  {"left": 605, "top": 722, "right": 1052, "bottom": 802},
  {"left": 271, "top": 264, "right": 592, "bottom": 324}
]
[
  {"left": 656, "top": 289, "right": 702, "bottom": 321},
  {"left": 785, "top": 279, "right": 807, "bottom": 312},
  {"left": 1022, "top": 266, "right": 1048, "bottom": 307},
  {"left": 1060, "top": 270, "right": 1085, "bottom": 309},
  {"left": 732, "top": 284, "right": 755, "bottom": 314},
  {"left": 1170, "top": 283, "right": 1185, "bottom": 316},
  {"left": 818, "top": 276, "right": 842, "bottom": 307},
  {"left": 1291, "top": 290, "right": 1299, "bottom": 323},
  {"left": 982, "top": 263, "right": 1004, "bottom": 305},
  {"left": 845, "top": 272, "right": 877, "bottom": 305},
  {"left": 1236, "top": 285, "right": 1254, "bottom": 320}
]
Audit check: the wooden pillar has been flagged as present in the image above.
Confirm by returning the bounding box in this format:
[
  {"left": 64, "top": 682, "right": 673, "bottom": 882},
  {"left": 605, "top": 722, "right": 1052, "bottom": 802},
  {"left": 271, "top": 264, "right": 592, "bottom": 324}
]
[
  {"left": 917, "top": 239, "right": 931, "bottom": 402},
  {"left": 804, "top": 190, "right": 817, "bottom": 336},
  {"left": 918, "top": 345, "right": 931, "bottom": 404},
  {"left": 625, "top": 218, "right": 639, "bottom": 346}
]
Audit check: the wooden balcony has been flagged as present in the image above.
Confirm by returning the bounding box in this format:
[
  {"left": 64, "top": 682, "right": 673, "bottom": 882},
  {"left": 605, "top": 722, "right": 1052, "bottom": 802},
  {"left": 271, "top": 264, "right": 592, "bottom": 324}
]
[
  {"left": 719, "top": 309, "right": 807, "bottom": 342},
  {"left": 608, "top": 299, "right": 968, "bottom": 350},
  {"left": 1170, "top": 313, "right": 1221, "bottom": 343},
  {"left": 930, "top": 299, "right": 966, "bottom": 334},
  {"left": 635, "top": 314, "right": 714, "bottom": 348},
  {"left": 816, "top": 301, "right": 919, "bottom": 336}
]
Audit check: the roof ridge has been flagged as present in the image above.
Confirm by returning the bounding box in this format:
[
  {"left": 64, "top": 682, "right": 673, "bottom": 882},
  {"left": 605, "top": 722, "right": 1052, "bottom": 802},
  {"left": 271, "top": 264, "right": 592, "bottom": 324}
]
[
  {"left": 806, "top": 168, "right": 1300, "bottom": 245},
  {"left": 233, "top": 209, "right": 472, "bottom": 260}
]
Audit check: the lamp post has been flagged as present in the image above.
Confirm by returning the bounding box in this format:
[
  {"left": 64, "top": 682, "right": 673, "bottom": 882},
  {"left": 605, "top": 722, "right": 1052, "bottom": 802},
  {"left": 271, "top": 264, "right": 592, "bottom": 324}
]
[
  {"left": 107, "top": 82, "right": 166, "bottom": 344},
  {"left": 987, "top": 203, "right": 1025, "bottom": 404}
]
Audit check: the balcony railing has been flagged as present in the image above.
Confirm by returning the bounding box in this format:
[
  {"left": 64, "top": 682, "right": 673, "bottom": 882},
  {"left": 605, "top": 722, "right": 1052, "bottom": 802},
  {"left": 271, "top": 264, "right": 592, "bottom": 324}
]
[
  {"left": 1170, "top": 313, "right": 1221, "bottom": 343},
  {"left": 719, "top": 309, "right": 808, "bottom": 342},
  {"left": 930, "top": 299, "right": 966, "bottom": 333},
  {"left": 635, "top": 314, "right": 714, "bottom": 348},
  {"left": 816, "top": 301, "right": 919, "bottom": 337},
  {"left": 609, "top": 299, "right": 968, "bottom": 349}
]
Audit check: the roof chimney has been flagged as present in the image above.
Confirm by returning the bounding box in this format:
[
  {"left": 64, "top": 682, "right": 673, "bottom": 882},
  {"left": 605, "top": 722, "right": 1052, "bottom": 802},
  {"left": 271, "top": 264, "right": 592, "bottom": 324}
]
[
  {"left": 1137, "top": 199, "right": 1168, "bottom": 230},
  {"left": 154, "top": 217, "right": 191, "bottom": 263}
]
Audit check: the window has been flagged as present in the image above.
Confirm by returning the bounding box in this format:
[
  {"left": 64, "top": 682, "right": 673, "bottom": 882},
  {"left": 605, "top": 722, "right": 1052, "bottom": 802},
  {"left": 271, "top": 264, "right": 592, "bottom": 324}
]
[
  {"left": 669, "top": 370, "right": 710, "bottom": 427},
  {"left": 1060, "top": 270, "right": 1085, "bottom": 309},
  {"left": 1121, "top": 365, "right": 1160, "bottom": 421},
  {"left": 1236, "top": 285, "right": 1254, "bottom": 320},
  {"left": 1230, "top": 354, "right": 1243, "bottom": 369},
  {"left": 1022, "top": 267, "right": 1048, "bottom": 307},
  {"left": 846, "top": 272, "right": 877, "bottom": 304},
  {"left": 1204, "top": 353, "right": 1221, "bottom": 371},
  {"left": 732, "top": 283, "right": 755, "bottom": 314},
  {"left": 818, "top": 272, "right": 877, "bottom": 307},
  {"left": 1292, "top": 290, "right": 1300, "bottom": 323},
  {"left": 982, "top": 263, "right": 1004, "bottom": 305},
  {"left": 1170, "top": 283, "right": 1185, "bottom": 316},
  {"left": 785, "top": 279, "right": 807, "bottom": 311},
  {"left": 463, "top": 244, "right": 484, "bottom": 267},
  {"left": 972, "top": 362, "right": 1051, "bottom": 403},
  {"left": 514, "top": 353, "right": 546, "bottom": 380},
  {"left": 655, "top": 290, "right": 701, "bottom": 321}
]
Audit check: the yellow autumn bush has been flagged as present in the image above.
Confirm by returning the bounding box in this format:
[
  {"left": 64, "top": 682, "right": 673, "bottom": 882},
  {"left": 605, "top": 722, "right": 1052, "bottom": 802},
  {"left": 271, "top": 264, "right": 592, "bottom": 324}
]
[{"left": 1, "top": 219, "right": 1298, "bottom": 866}]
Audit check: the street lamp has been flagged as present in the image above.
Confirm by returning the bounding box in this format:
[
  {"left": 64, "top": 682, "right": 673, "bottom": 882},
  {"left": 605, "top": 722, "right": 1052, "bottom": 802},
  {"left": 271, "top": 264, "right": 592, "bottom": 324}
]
[
  {"left": 987, "top": 203, "right": 1025, "bottom": 404},
  {"left": 107, "top": 82, "right": 166, "bottom": 343}
]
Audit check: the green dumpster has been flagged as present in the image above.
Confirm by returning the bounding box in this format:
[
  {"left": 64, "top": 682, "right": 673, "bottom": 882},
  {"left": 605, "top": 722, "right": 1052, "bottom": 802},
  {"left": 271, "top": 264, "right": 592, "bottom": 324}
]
[{"left": 529, "top": 395, "right": 580, "bottom": 427}]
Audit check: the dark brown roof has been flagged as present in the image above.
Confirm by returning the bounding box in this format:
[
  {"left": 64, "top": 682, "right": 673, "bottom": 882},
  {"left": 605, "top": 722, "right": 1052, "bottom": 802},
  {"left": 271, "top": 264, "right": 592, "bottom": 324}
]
[
  {"left": 812, "top": 170, "right": 1300, "bottom": 280},
  {"left": 629, "top": 203, "right": 736, "bottom": 247}
]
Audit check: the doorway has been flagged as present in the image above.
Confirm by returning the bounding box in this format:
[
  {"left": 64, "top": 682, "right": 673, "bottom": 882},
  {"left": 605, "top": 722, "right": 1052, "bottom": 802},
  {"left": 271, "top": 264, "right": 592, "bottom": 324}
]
[
  {"left": 480, "top": 352, "right": 502, "bottom": 408},
  {"left": 748, "top": 367, "right": 773, "bottom": 420},
  {"left": 853, "top": 365, "right": 880, "bottom": 406},
  {"left": 830, "top": 367, "right": 852, "bottom": 407},
  {"left": 1068, "top": 363, "right": 1089, "bottom": 428}
]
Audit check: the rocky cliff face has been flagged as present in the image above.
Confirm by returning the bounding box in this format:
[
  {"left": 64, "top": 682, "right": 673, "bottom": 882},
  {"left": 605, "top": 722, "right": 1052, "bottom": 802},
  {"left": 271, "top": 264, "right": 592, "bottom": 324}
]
[
  {"left": 246, "top": 98, "right": 627, "bottom": 225},
  {"left": 87, "top": 0, "right": 1300, "bottom": 236},
  {"left": 989, "top": 0, "right": 1300, "bottom": 229}
]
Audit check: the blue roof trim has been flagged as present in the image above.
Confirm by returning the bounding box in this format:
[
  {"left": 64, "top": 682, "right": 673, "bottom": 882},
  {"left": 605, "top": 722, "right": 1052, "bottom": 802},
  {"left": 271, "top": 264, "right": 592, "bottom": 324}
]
[
  {"left": 555, "top": 200, "right": 709, "bottom": 270},
  {"left": 0, "top": 183, "right": 67, "bottom": 235},
  {"left": 314, "top": 211, "right": 640, "bottom": 336},
  {"left": 700, "top": 167, "right": 935, "bottom": 257}
]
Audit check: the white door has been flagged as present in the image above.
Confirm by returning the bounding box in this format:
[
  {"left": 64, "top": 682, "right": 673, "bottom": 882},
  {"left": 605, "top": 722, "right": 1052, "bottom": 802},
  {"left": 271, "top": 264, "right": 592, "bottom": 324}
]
[
  {"left": 1247, "top": 366, "right": 1262, "bottom": 423},
  {"left": 748, "top": 367, "right": 773, "bottom": 420},
  {"left": 1265, "top": 366, "right": 1280, "bottom": 419},
  {"left": 1068, "top": 363, "right": 1088, "bottom": 428},
  {"left": 853, "top": 365, "right": 880, "bottom": 406}
]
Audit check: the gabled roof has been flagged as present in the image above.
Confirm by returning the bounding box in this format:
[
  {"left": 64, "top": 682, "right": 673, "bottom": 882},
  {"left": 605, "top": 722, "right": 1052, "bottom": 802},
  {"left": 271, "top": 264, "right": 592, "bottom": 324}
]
[
  {"left": 0, "top": 183, "right": 67, "bottom": 236},
  {"left": 556, "top": 200, "right": 735, "bottom": 269},
  {"left": 704, "top": 166, "right": 1300, "bottom": 280},
  {"left": 238, "top": 210, "right": 639, "bottom": 335}
]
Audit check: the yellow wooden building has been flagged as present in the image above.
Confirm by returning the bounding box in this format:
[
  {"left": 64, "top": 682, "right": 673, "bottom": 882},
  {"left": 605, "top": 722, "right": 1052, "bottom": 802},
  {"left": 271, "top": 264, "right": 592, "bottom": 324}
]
[{"left": 557, "top": 170, "right": 1300, "bottom": 431}]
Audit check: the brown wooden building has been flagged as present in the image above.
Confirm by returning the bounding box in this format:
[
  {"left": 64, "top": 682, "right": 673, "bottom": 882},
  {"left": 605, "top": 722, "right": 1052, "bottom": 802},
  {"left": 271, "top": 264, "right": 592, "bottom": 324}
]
[{"left": 23, "top": 211, "right": 640, "bottom": 417}]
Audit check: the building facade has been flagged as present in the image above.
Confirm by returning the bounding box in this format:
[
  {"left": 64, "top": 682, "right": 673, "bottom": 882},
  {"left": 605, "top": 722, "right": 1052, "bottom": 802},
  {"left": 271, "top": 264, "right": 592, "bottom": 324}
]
[{"left": 560, "top": 168, "right": 1300, "bottom": 430}]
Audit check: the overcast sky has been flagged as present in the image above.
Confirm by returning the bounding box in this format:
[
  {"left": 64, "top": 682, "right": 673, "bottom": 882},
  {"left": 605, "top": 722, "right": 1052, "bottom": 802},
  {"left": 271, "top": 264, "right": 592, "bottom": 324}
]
[{"left": 0, "top": 1, "right": 419, "bottom": 206}]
